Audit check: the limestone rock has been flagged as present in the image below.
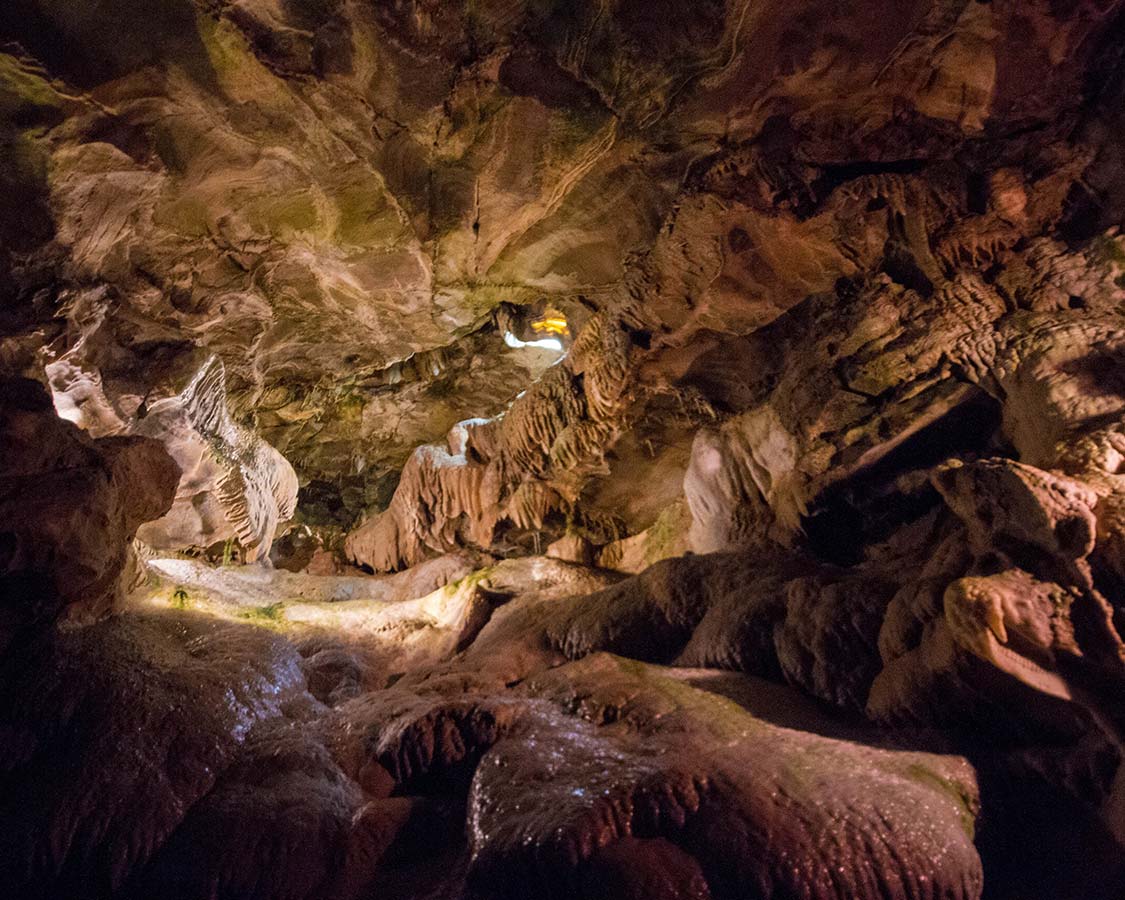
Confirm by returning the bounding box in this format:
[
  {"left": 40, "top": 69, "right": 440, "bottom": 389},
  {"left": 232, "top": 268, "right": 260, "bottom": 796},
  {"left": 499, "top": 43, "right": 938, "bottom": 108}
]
[
  {"left": 468, "top": 655, "right": 983, "bottom": 900},
  {"left": 5, "top": 0, "right": 1118, "bottom": 535},
  {"left": 3, "top": 0, "right": 1125, "bottom": 896},
  {"left": 133, "top": 356, "right": 298, "bottom": 561},
  {"left": 345, "top": 312, "right": 634, "bottom": 571},
  {"left": 932, "top": 459, "right": 1100, "bottom": 561},
  {"left": 0, "top": 377, "right": 178, "bottom": 641},
  {"left": 0, "top": 610, "right": 308, "bottom": 899}
]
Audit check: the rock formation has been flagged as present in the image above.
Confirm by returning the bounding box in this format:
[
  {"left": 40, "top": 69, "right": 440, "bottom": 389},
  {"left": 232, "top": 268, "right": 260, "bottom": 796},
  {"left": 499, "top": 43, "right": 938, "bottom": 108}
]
[
  {"left": 3, "top": 0, "right": 1125, "bottom": 897},
  {"left": 132, "top": 356, "right": 298, "bottom": 561},
  {"left": 0, "top": 376, "right": 179, "bottom": 645},
  {"left": 344, "top": 311, "right": 632, "bottom": 571}
]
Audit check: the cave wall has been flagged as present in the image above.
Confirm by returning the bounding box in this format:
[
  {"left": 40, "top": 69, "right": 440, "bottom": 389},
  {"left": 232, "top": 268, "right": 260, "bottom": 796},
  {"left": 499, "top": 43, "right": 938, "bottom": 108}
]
[
  {"left": 4, "top": 3, "right": 1125, "bottom": 897},
  {"left": 2, "top": 0, "right": 1123, "bottom": 548}
]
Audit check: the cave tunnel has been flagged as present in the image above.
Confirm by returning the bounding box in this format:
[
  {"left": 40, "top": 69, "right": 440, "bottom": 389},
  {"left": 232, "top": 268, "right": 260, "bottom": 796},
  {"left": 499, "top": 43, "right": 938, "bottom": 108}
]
[{"left": 3, "top": 2, "right": 1125, "bottom": 899}]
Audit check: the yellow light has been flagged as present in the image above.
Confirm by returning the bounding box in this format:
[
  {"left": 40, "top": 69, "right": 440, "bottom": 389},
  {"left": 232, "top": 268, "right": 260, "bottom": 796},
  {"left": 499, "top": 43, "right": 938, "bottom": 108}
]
[{"left": 532, "top": 316, "right": 569, "bottom": 337}]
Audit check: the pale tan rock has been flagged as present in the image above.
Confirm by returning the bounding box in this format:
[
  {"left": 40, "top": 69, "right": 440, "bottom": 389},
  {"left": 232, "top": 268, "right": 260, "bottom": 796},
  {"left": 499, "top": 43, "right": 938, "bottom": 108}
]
[
  {"left": 932, "top": 458, "right": 1099, "bottom": 560},
  {"left": 346, "top": 311, "right": 634, "bottom": 571},
  {"left": 133, "top": 356, "right": 298, "bottom": 561},
  {"left": 546, "top": 533, "right": 593, "bottom": 566}
]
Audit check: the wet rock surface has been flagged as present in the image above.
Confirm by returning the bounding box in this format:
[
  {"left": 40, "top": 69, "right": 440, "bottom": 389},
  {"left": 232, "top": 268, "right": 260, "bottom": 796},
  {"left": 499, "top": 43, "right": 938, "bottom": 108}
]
[
  {"left": 0, "top": 603, "right": 989, "bottom": 900},
  {"left": 0, "top": 609, "right": 309, "bottom": 900},
  {"left": 1, "top": 531, "right": 1123, "bottom": 899},
  {"left": 4, "top": 0, "right": 1125, "bottom": 897}
]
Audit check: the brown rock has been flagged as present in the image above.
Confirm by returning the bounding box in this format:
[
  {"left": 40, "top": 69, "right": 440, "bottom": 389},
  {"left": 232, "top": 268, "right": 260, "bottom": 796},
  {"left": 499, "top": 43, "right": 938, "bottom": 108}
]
[{"left": 0, "top": 377, "right": 179, "bottom": 641}]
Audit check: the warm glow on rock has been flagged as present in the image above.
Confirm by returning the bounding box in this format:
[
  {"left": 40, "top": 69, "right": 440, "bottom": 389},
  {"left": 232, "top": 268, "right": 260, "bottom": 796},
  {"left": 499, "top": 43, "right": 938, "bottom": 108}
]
[
  {"left": 531, "top": 315, "right": 570, "bottom": 337},
  {"left": 3, "top": 1, "right": 1125, "bottom": 897}
]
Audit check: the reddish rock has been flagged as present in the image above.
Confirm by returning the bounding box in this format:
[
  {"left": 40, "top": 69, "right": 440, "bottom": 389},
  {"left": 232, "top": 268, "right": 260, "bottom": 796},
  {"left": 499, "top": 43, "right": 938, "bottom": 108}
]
[{"left": 0, "top": 378, "right": 179, "bottom": 642}]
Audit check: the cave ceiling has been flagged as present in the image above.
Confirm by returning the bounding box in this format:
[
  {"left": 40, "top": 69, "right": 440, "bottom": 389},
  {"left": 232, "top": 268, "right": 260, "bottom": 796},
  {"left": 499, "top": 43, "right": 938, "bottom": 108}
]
[
  {"left": 7, "top": 3, "right": 1125, "bottom": 898},
  {"left": 4, "top": 0, "right": 1123, "bottom": 535}
]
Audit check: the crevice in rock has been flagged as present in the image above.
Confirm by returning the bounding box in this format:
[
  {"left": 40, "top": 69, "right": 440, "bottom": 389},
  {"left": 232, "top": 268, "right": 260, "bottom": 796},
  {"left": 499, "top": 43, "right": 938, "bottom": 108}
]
[{"left": 802, "top": 391, "right": 1004, "bottom": 566}]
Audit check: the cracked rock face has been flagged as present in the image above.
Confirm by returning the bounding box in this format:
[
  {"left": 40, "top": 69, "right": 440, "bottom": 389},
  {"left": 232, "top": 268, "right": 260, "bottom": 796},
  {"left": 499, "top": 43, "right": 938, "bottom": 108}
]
[{"left": 5, "top": 0, "right": 1125, "bottom": 898}]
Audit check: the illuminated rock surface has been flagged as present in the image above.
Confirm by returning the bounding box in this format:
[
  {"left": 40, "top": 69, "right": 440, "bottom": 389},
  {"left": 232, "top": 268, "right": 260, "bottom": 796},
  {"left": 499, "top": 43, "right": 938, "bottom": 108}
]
[{"left": 3, "top": 0, "right": 1125, "bottom": 897}]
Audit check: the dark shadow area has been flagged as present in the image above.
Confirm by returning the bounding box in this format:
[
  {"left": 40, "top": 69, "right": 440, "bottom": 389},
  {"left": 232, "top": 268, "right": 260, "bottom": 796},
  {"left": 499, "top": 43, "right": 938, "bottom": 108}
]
[
  {"left": 974, "top": 753, "right": 1125, "bottom": 900},
  {"left": 0, "top": 0, "right": 218, "bottom": 92},
  {"left": 1060, "top": 348, "right": 1125, "bottom": 399},
  {"left": 0, "top": 124, "right": 54, "bottom": 255},
  {"left": 499, "top": 50, "right": 606, "bottom": 113},
  {"left": 802, "top": 390, "right": 1003, "bottom": 566}
]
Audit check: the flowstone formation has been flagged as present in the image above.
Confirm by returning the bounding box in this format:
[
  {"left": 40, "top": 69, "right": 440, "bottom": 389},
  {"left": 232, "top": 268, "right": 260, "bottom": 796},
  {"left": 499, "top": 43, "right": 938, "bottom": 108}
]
[
  {"left": 4, "top": 0, "right": 1125, "bottom": 898},
  {"left": 131, "top": 355, "right": 299, "bottom": 561}
]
